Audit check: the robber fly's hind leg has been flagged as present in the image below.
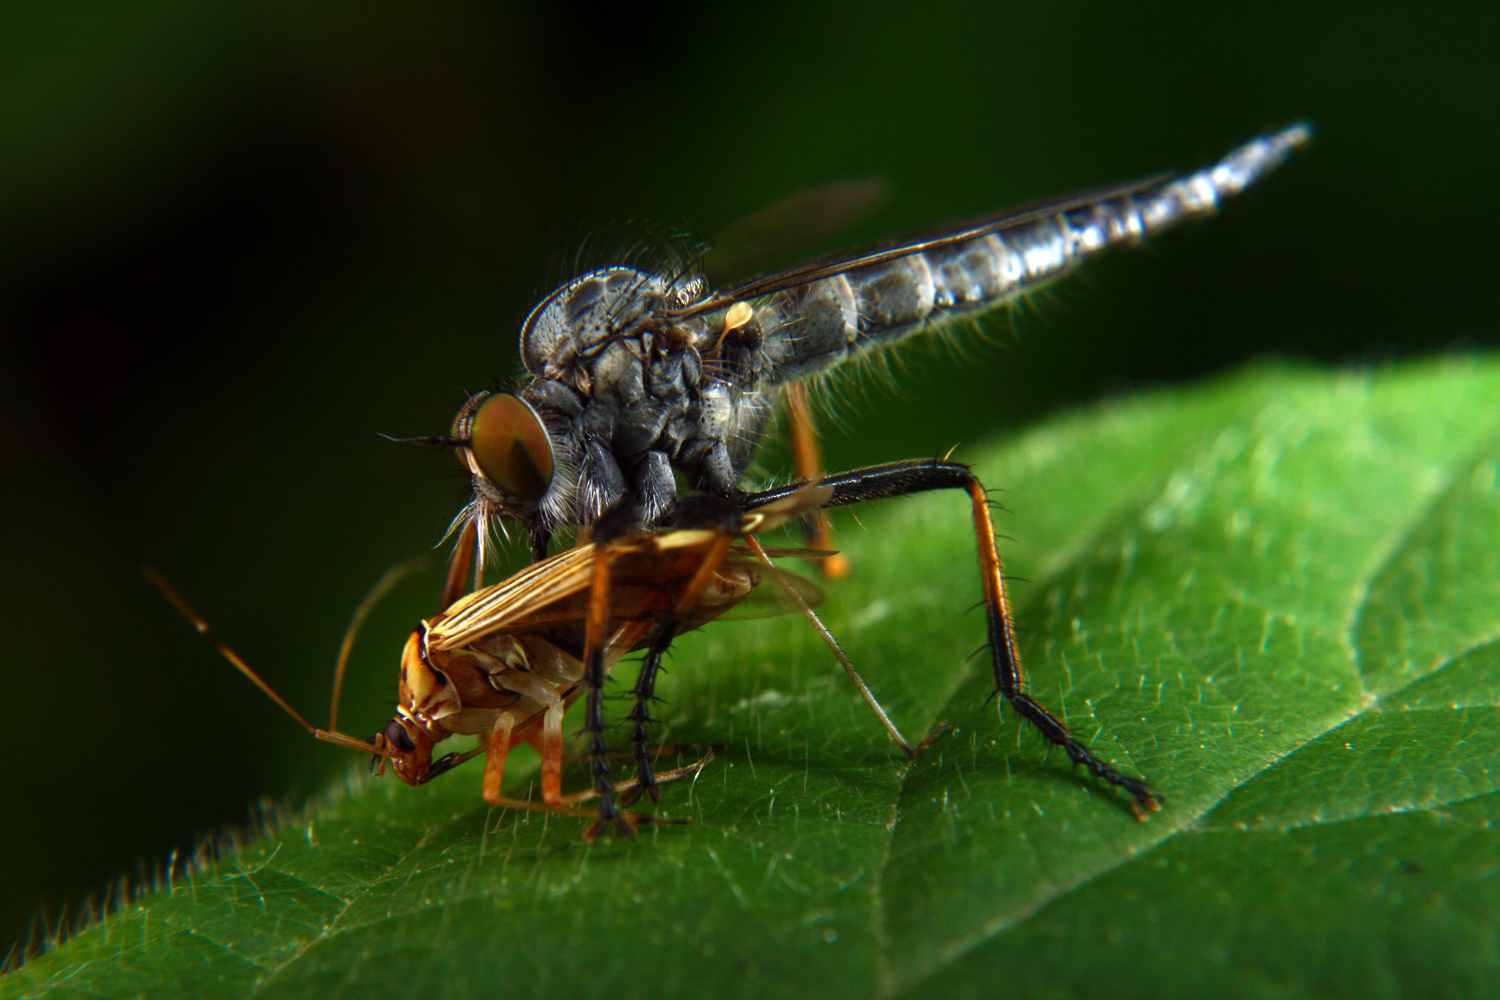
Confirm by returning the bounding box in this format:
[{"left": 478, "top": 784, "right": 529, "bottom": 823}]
[
  {"left": 743, "top": 459, "right": 1162, "bottom": 819},
  {"left": 963, "top": 471, "right": 1162, "bottom": 819}
]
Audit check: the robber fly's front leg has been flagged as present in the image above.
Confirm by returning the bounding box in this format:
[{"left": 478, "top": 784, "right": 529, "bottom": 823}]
[
  {"left": 438, "top": 519, "right": 481, "bottom": 611},
  {"left": 437, "top": 512, "right": 552, "bottom": 612},
  {"left": 743, "top": 459, "right": 1162, "bottom": 819},
  {"left": 579, "top": 544, "right": 631, "bottom": 838}
]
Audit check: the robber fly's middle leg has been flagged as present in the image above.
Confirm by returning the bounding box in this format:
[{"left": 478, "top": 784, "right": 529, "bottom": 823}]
[
  {"left": 743, "top": 459, "right": 1162, "bottom": 819},
  {"left": 625, "top": 527, "right": 736, "bottom": 804},
  {"left": 783, "top": 382, "right": 849, "bottom": 579}
]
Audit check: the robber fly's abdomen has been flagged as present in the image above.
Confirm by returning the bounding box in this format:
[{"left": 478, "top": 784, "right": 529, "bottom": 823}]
[{"left": 751, "top": 124, "right": 1309, "bottom": 381}]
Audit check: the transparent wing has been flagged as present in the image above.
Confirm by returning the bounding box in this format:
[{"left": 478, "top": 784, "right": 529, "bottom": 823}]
[
  {"left": 701, "top": 177, "right": 889, "bottom": 286},
  {"left": 701, "top": 556, "right": 825, "bottom": 623},
  {"left": 669, "top": 173, "right": 1167, "bottom": 319}
]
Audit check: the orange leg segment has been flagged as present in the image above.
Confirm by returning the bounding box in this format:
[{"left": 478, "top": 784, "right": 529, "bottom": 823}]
[
  {"left": 740, "top": 459, "right": 1163, "bottom": 818},
  {"left": 440, "top": 518, "right": 480, "bottom": 611},
  {"left": 482, "top": 712, "right": 517, "bottom": 805},
  {"left": 540, "top": 703, "right": 565, "bottom": 805},
  {"left": 785, "top": 382, "right": 850, "bottom": 580}
]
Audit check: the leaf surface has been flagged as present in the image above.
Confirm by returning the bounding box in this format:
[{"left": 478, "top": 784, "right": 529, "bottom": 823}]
[{"left": 9, "top": 357, "right": 1500, "bottom": 1000}]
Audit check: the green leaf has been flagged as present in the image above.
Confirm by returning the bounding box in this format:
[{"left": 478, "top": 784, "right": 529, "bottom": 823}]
[{"left": 9, "top": 357, "right": 1500, "bottom": 1000}]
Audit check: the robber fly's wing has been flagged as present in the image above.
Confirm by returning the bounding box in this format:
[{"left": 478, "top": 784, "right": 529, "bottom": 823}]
[
  {"left": 669, "top": 173, "right": 1168, "bottom": 319},
  {"left": 671, "top": 556, "right": 826, "bottom": 630},
  {"left": 723, "top": 558, "right": 825, "bottom": 620},
  {"left": 751, "top": 545, "right": 840, "bottom": 560},
  {"left": 701, "top": 177, "right": 889, "bottom": 286},
  {"left": 430, "top": 544, "right": 598, "bottom": 650}
]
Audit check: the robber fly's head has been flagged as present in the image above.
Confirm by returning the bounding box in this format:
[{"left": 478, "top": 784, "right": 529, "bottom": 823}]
[{"left": 446, "top": 268, "right": 702, "bottom": 521}]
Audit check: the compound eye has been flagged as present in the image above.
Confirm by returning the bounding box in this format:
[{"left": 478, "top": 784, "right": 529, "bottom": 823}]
[
  {"left": 461, "top": 392, "right": 555, "bottom": 502},
  {"left": 384, "top": 719, "right": 418, "bottom": 754}
]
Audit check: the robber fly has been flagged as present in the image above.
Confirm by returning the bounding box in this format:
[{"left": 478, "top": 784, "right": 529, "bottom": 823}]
[
  {"left": 404, "top": 124, "right": 1310, "bottom": 821},
  {"left": 149, "top": 489, "right": 853, "bottom": 838},
  {"left": 426, "top": 123, "right": 1308, "bottom": 572}
]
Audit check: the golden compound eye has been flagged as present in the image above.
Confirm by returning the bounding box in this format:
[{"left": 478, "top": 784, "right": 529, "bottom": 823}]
[{"left": 462, "top": 392, "right": 555, "bottom": 501}]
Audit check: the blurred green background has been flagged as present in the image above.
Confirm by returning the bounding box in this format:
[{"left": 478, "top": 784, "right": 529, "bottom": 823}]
[{"left": 1, "top": 1, "right": 1495, "bottom": 956}]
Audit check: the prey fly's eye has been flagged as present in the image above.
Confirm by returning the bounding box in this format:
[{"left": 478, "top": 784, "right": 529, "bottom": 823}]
[
  {"left": 384, "top": 719, "right": 418, "bottom": 754},
  {"left": 455, "top": 392, "right": 554, "bottom": 501}
]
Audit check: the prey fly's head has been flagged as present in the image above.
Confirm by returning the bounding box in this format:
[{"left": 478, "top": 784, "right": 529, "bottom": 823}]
[{"left": 369, "top": 623, "right": 465, "bottom": 786}]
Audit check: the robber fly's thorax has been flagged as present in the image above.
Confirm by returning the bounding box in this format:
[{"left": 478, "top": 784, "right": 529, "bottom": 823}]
[
  {"left": 520, "top": 267, "right": 711, "bottom": 381},
  {"left": 516, "top": 264, "right": 728, "bottom": 471},
  {"left": 475, "top": 265, "right": 777, "bottom": 533}
]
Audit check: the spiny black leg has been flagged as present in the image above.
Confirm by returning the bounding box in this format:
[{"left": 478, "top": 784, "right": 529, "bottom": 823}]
[
  {"left": 743, "top": 458, "right": 1162, "bottom": 818},
  {"left": 627, "top": 615, "right": 677, "bottom": 804},
  {"left": 1005, "top": 692, "right": 1159, "bottom": 816},
  {"left": 528, "top": 525, "right": 552, "bottom": 565},
  {"left": 583, "top": 547, "right": 633, "bottom": 837},
  {"left": 624, "top": 505, "right": 737, "bottom": 809},
  {"left": 583, "top": 642, "right": 629, "bottom": 834}
]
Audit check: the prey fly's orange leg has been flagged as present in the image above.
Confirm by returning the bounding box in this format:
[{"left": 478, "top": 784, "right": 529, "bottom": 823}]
[
  {"left": 742, "top": 459, "right": 1163, "bottom": 818},
  {"left": 149, "top": 552, "right": 713, "bottom": 837},
  {"left": 153, "top": 484, "right": 867, "bottom": 839}
]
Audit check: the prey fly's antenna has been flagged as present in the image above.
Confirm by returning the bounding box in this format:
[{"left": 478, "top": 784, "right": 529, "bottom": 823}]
[
  {"left": 144, "top": 566, "right": 400, "bottom": 761},
  {"left": 330, "top": 555, "right": 427, "bottom": 732},
  {"left": 739, "top": 534, "right": 919, "bottom": 757}
]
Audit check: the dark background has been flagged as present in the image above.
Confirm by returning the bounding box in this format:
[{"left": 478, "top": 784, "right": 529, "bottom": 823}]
[{"left": 2, "top": 1, "right": 1495, "bottom": 955}]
